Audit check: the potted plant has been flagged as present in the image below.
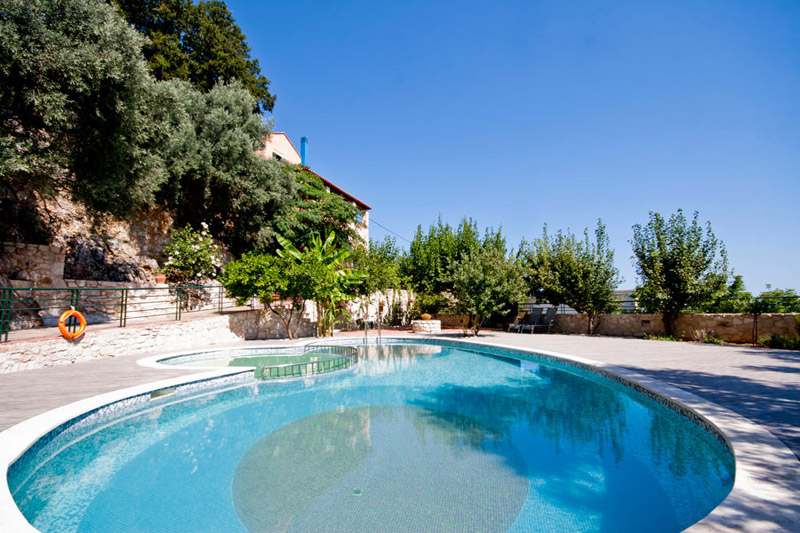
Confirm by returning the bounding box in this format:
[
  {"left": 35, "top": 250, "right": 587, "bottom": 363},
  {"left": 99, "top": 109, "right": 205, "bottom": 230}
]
[{"left": 420, "top": 313, "right": 432, "bottom": 321}]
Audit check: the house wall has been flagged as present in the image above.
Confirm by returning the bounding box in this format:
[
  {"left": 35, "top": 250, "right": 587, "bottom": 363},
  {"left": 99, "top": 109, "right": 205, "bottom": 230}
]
[
  {"left": 356, "top": 210, "right": 369, "bottom": 244},
  {"left": 259, "top": 132, "right": 301, "bottom": 164}
]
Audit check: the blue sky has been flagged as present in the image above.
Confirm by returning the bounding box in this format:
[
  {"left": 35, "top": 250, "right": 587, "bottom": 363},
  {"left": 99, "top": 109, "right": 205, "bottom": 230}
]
[{"left": 228, "top": 0, "right": 799, "bottom": 291}]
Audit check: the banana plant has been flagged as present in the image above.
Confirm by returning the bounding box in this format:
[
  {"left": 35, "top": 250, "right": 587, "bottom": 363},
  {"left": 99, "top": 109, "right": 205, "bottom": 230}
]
[{"left": 277, "top": 231, "right": 365, "bottom": 336}]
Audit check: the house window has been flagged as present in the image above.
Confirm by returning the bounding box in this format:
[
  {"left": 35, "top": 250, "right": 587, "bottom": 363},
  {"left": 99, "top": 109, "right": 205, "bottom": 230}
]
[
  {"left": 272, "top": 152, "right": 282, "bottom": 161},
  {"left": 356, "top": 212, "right": 364, "bottom": 223}
]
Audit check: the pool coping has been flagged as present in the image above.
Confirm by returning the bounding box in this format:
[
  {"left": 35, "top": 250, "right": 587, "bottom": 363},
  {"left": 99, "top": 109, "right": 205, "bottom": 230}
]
[{"left": 0, "top": 334, "right": 798, "bottom": 532}]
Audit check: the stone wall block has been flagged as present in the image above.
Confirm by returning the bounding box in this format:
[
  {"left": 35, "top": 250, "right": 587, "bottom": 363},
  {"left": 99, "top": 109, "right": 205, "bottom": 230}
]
[{"left": 554, "top": 312, "right": 798, "bottom": 343}]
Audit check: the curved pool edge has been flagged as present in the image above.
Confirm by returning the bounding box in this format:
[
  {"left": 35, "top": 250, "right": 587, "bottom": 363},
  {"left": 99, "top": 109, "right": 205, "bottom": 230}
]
[
  {"left": 455, "top": 336, "right": 800, "bottom": 532},
  {"left": 0, "top": 334, "right": 798, "bottom": 532},
  {"left": 0, "top": 363, "right": 254, "bottom": 533}
]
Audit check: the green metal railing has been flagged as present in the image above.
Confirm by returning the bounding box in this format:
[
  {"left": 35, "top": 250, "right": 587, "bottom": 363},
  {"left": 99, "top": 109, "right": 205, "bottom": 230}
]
[
  {"left": 254, "top": 345, "right": 359, "bottom": 380},
  {"left": 0, "top": 285, "right": 257, "bottom": 342}
]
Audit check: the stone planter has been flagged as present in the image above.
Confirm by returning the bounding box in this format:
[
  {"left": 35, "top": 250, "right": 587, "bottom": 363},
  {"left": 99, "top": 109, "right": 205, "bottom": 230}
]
[{"left": 412, "top": 319, "right": 441, "bottom": 334}]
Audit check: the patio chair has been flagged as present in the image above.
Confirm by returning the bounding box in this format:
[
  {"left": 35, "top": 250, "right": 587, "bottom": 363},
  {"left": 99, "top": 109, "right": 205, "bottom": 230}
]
[
  {"left": 507, "top": 311, "right": 528, "bottom": 332},
  {"left": 528, "top": 307, "right": 556, "bottom": 333},
  {"left": 517, "top": 308, "right": 543, "bottom": 333}
]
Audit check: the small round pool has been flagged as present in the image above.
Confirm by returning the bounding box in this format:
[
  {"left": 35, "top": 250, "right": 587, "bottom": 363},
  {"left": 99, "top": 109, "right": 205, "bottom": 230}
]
[{"left": 8, "top": 340, "right": 734, "bottom": 532}]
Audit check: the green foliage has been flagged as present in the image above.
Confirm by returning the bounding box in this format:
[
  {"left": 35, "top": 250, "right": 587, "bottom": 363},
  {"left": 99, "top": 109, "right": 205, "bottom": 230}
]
[
  {"left": 0, "top": 0, "right": 290, "bottom": 256},
  {"left": 631, "top": 210, "right": 729, "bottom": 336},
  {"left": 349, "top": 237, "right": 403, "bottom": 297},
  {"left": 222, "top": 232, "right": 363, "bottom": 338},
  {"left": 272, "top": 167, "right": 363, "bottom": 252},
  {"left": 113, "top": 0, "right": 276, "bottom": 112},
  {"left": 752, "top": 286, "right": 800, "bottom": 313},
  {"left": 151, "top": 79, "right": 294, "bottom": 254},
  {"left": 760, "top": 334, "right": 800, "bottom": 350},
  {"left": 409, "top": 292, "right": 455, "bottom": 317},
  {"left": 278, "top": 232, "right": 364, "bottom": 337},
  {"left": 221, "top": 250, "right": 312, "bottom": 339},
  {"left": 162, "top": 223, "right": 222, "bottom": 284},
  {"left": 402, "top": 217, "right": 481, "bottom": 295},
  {"left": 698, "top": 275, "right": 753, "bottom": 313},
  {"left": 642, "top": 334, "right": 680, "bottom": 342},
  {"left": 0, "top": 0, "right": 166, "bottom": 214},
  {"left": 450, "top": 247, "right": 527, "bottom": 335},
  {"left": 690, "top": 329, "right": 725, "bottom": 344},
  {"left": 520, "top": 220, "right": 621, "bottom": 334}
]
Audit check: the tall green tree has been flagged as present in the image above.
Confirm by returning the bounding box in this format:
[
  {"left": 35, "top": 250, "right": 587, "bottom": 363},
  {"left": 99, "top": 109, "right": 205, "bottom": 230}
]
[
  {"left": 698, "top": 275, "right": 752, "bottom": 313},
  {"left": 520, "top": 220, "right": 621, "bottom": 334},
  {"left": 401, "top": 217, "right": 501, "bottom": 297},
  {"left": 0, "top": 0, "right": 167, "bottom": 215},
  {"left": 272, "top": 167, "right": 363, "bottom": 252},
  {"left": 631, "top": 210, "right": 729, "bottom": 336},
  {"left": 113, "top": 0, "right": 276, "bottom": 112},
  {"left": 753, "top": 286, "right": 800, "bottom": 313},
  {"left": 151, "top": 79, "right": 293, "bottom": 254},
  {"left": 451, "top": 247, "right": 527, "bottom": 336},
  {"left": 350, "top": 237, "right": 403, "bottom": 297}
]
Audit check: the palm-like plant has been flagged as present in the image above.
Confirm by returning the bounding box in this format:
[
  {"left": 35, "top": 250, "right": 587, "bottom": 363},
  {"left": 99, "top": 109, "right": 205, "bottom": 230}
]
[{"left": 278, "top": 232, "right": 364, "bottom": 336}]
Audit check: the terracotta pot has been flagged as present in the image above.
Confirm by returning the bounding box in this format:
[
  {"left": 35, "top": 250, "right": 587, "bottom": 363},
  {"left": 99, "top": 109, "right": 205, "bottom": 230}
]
[
  {"left": 154, "top": 274, "right": 167, "bottom": 284},
  {"left": 420, "top": 314, "right": 431, "bottom": 321}
]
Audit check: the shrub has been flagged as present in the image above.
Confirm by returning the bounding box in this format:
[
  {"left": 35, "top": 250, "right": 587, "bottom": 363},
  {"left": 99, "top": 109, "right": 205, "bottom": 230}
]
[
  {"left": 760, "top": 335, "right": 800, "bottom": 350},
  {"left": 162, "top": 223, "right": 222, "bottom": 285},
  {"left": 642, "top": 333, "right": 680, "bottom": 342},
  {"left": 691, "top": 329, "right": 724, "bottom": 344},
  {"left": 409, "top": 292, "right": 455, "bottom": 317}
]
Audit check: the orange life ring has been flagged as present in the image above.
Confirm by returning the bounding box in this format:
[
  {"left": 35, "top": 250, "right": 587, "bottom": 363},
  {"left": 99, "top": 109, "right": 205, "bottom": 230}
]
[{"left": 58, "top": 309, "right": 87, "bottom": 340}]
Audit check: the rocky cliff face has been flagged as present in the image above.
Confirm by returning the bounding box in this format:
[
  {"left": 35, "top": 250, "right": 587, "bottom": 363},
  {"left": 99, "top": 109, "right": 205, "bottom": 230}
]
[{"left": 1, "top": 192, "right": 174, "bottom": 284}]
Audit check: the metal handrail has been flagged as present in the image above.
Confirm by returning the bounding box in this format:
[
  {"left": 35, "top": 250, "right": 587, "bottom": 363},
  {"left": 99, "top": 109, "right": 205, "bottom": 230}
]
[
  {"left": 256, "top": 345, "right": 359, "bottom": 380},
  {"left": 0, "top": 284, "right": 255, "bottom": 342}
]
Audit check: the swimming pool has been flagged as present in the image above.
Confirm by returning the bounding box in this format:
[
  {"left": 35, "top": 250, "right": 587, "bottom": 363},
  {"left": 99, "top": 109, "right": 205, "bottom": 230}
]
[{"left": 7, "top": 339, "right": 734, "bottom": 532}]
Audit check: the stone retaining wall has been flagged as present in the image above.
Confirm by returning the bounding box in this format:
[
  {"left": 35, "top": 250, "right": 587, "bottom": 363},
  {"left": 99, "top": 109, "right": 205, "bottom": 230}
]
[
  {"left": 0, "top": 310, "right": 316, "bottom": 373},
  {"left": 1, "top": 242, "right": 65, "bottom": 284},
  {"left": 554, "top": 313, "right": 800, "bottom": 343},
  {"left": 411, "top": 320, "right": 441, "bottom": 334},
  {"left": 433, "top": 314, "right": 470, "bottom": 328}
]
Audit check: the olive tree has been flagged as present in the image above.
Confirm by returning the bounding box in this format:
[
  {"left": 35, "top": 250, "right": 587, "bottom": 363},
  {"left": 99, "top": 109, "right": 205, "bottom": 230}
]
[
  {"left": 520, "top": 220, "right": 621, "bottom": 335},
  {"left": 0, "top": 0, "right": 166, "bottom": 214},
  {"left": 450, "top": 247, "right": 527, "bottom": 336},
  {"left": 152, "top": 79, "right": 294, "bottom": 254},
  {"left": 631, "top": 210, "right": 729, "bottom": 336}
]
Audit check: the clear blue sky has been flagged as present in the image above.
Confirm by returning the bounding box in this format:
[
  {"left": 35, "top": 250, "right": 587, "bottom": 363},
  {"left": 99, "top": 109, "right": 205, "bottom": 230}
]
[{"left": 227, "top": 0, "right": 799, "bottom": 291}]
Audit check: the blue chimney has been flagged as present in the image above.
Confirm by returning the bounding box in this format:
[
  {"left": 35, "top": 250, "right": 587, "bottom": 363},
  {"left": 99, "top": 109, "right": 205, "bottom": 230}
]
[{"left": 300, "top": 136, "right": 308, "bottom": 165}]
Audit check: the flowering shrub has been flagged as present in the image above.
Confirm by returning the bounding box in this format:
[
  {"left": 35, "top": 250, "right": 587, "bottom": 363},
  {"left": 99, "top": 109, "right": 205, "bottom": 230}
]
[{"left": 161, "top": 223, "right": 222, "bottom": 285}]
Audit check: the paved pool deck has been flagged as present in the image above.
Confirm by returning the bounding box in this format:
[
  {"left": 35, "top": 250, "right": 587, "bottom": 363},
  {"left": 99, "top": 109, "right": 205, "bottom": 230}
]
[{"left": 1, "top": 331, "right": 798, "bottom": 531}]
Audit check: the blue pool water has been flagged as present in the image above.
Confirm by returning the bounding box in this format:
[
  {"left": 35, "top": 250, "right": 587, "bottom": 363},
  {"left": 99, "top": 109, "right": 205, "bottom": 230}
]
[{"left": 9, "top": 341, "right": 734, "bottom": 532}]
